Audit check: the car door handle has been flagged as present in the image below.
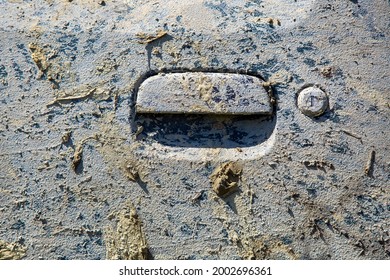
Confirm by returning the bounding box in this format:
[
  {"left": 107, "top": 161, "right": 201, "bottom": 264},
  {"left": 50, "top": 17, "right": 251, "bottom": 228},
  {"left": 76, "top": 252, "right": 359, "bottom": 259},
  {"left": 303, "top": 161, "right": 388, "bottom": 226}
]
[
  {"left": 136, "top": 72, "right": 273, "bottom": 115},
  {"left": 133, "top": 71, "right": 276, "bottom": 159}
]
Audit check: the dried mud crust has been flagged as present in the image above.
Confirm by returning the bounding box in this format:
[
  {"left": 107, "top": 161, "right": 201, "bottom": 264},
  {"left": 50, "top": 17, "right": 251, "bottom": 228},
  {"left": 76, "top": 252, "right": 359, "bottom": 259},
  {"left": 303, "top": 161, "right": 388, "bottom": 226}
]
[
  {"left": 0, "top": 0, "right": 389, "bottom": 259},
  {"left": 0, "top": 240, "right": 26, "bottom": 260},
  {"left": 210, "top": 162, "right": 243, "bottom": 198},
  {"left": 104, "top": 203, "right": 150, "bottom": 260}
]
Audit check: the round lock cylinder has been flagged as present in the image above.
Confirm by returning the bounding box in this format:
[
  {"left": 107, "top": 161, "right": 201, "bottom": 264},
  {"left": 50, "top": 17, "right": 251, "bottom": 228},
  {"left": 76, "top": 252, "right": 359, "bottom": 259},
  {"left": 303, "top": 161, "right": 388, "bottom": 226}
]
[{"left": 297, "top": 86, "right": 329, "bottom": 117}]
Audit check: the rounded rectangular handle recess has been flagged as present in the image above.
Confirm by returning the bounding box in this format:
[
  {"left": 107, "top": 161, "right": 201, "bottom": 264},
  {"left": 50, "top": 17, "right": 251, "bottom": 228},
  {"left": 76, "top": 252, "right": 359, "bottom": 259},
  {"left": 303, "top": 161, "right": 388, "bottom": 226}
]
[{"left": 136, "top": 72, "right": 272, "bottom": 115}]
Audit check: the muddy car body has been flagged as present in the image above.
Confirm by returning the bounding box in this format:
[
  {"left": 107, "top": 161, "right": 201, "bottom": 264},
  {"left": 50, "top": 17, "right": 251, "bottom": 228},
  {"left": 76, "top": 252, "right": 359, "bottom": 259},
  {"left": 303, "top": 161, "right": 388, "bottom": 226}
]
[{"left": 0, "top": 0, "right": 389, "bottom": 259}]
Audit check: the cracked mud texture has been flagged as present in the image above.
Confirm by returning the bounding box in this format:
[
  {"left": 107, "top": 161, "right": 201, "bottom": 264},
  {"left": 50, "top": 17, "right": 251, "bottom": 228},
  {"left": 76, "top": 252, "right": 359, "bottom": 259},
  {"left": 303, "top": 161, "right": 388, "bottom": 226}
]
[{"left": 0, "top": 0, "right": 389, "bottom": 259}]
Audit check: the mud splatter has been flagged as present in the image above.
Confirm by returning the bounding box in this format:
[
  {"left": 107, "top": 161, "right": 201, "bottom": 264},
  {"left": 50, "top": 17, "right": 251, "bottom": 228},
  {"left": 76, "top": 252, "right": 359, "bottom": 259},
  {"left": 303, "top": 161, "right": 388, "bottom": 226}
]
[
  {"left": 210, "top": 162, "right": 242, "bottom": 197},
  {"left": 28, "top": 43, "right": 49, "bottom": 78},
  {"left": 0, "top": 240, "right": 26, "bottom": 260},
  {"left": 104, "top": 203, "right": 150, "bottom": 260},
  {"left": 241, "top": 236, "right": 297, "bottom": 260},
  {"left": 136, "top": 30, "right": 168, "bottom": 44},
  {"left": 71, "top": 144, "right": 83, "bottom": 172}
]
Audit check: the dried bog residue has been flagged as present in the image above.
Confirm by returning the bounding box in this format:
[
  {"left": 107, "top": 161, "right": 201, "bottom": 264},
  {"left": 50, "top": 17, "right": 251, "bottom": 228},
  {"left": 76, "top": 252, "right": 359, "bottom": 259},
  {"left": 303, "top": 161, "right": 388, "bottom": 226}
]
[
  {"left": 47, "top": 84, "right": 113, "bottom": 106},
  {"left": 28, "top": 43, "right": 49, "bottom": 78},
  {"left": 136, "top": 30, "right": 168, "bottom": 44},
  {"left": 104, "top": 203, "right": 150, "bottom": 260},
  {"left": 210, "top": 162, "right": 242, "bottom": 197},
  {"left": 28, "top": 43, "right": 73, "bottom": 88},
  {"left": 0, "top": 240, "right": 26, "bottom": 260},
  {"left": 70, "top": 135, "right": 100, "bottom": 173},
  {"left": 364, "top": 150, "right": 376, "bottom": 177},
  {"left": 196, "top": 74, "right": 213, "bottom": 102},
  {"left": 209, "top": 163, "right": 297, "bottom": 259},
  {"left": 71, "top": 144, "right": 83, "bottom": 172},
  {"left": 242, "top": 236, "right": 297, "bottom": 260},
  {"left": 123, "top": 157, "right": 146, "bottom": 182}
]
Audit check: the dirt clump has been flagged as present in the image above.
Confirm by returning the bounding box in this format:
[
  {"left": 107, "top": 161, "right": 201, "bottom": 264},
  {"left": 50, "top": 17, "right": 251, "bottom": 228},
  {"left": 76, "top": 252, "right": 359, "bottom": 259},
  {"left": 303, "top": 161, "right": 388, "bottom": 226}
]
[
  {"left": 105, "top": 203, "right": 150, "bottom": 260},
  {"left": 210, "top": 162, "right": 243, "bottom": 197},
  {"left": 0, "top": 240, "right": 26, "bottom": 260}
]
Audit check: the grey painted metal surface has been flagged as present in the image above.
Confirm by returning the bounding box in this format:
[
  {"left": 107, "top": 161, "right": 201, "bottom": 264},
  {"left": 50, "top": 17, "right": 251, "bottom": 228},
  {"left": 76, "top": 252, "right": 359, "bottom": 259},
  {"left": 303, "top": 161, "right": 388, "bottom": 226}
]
[{"left": 0, "top": 0, "right": 389, "bottom": 260}]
